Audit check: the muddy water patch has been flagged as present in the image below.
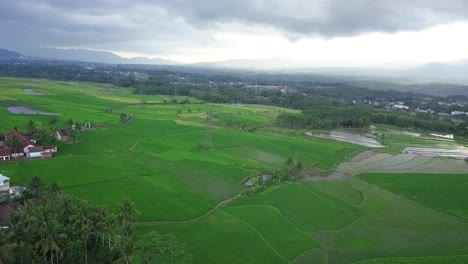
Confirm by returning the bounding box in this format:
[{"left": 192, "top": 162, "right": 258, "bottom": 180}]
[
  {"left": 306, "top": 131, "right": 384, "bottom": 148},
  {"left": 339, "top": 151, "right": 468, "bottom": 175},
  {"left": 404, "top": 147, "right": 468, "bottom": 159},
  {"left": 22, "top": 88, "right": 44, "bottom": 95},
  {"left": 7, "top": 106, "right": 60, "bottom": 115},
  {"left": 303, "top": 171, "right": 349, "bottom": 181},
  {"left": 350, "top": 151, "right": 377, "bottom": 162}
]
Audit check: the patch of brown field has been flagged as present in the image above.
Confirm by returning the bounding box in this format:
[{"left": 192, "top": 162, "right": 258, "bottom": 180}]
[
  {"left": 178, "top": 113, "right": 207, "bottom": 118},
  {"left": 175, "top": 119, "right": 206, "bottom": 127}
]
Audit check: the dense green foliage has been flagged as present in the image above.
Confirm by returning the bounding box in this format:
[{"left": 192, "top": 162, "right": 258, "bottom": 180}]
[
  {"left": 0, "top": 177, "right": 190, "bottom": 264},
  {"left": 132, "top": 232, "right": 192, "bottom": 264},
  {"left": 1, "top": 179, "right": 134, "bottom": 263},
  {"left": 277, "top": 106, "right": 468, "bottom": 137}
]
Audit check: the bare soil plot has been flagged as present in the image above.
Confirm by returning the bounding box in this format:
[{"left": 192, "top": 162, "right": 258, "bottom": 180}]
[{"left": 306, "top": 131, "right": 384, "bottom": 148}]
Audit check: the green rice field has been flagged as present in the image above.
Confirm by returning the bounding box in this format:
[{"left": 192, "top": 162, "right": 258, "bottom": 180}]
[{"left": 1, "top": 77, "right": 468, "bottom": 263}]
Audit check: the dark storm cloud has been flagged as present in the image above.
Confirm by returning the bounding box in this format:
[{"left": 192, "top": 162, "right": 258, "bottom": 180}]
[
  {"left": 1, "top": 0, "right": 467, "bottom": 53},
  {"left": 157, "top": 0, "right": 468, "bottom": 36}
]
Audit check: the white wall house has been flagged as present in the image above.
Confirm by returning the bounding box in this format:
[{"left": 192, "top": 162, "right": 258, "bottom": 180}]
[
  {"left": 25, "top": 146, "right": 44, "bottom": 158},
  {"left": 0, "top": 148, "right": 11, "bottom": 161},
  {"left": 0, "top": 174, "right": 10, "bottom": 192}
]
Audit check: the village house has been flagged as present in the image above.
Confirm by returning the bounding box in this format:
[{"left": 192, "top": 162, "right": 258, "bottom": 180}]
[
  {"left": 0, "top": 147, "right": 11, "bottom": 161},
  {"left": 25, "top": 146, "right": 44, "bottom": 158},
  {"left": 56, "top": 128, "right": 70, "bottom": 141},
  {"left": 4, "top": 130, "right": 35, "bottom": 158},
  {"left": 1, "top": 130, "right": 57, "bottom": 161},
  {"left": 0, "top": 174, "right": 10, "bottom": 193}
]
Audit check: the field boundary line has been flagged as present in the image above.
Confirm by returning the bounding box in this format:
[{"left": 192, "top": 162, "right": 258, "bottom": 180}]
[
  {"left": 62, "top": 173, "right": 164, "bottom": 189},
  {"left": 222, "top": 210, "right": 290, "bottom": 263},
  {"left": 368, "top": 183, "right": 468, "bottom": 222},
  {"left": 134, "top": 194, "right": 243, "bottom": 226},
  {"left": 228, "top": 204, "right": 316, "bottom": 243},
  {"left": 290, "top": 248, "right": 328, "bottom": 264},
  {"left": 127, "top": 138, "right": 140, "bottom": 151},
  {"left": 347, "top": 254, "right": 468, "bottom": 264},
  {"left": 297, "top": 184, "right": 359, "bottom": 218},
  {"left": 303, "top": 183, "right": 364, "bottom": 211}
]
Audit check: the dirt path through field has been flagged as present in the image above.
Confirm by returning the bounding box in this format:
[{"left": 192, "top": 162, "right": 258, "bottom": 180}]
[{"left": 135, "top": 194, "right": 243, "bottom": 226}]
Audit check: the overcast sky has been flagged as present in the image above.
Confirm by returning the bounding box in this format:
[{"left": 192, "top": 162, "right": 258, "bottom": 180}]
[{"left": 1, "top": 0, "right": 468, "bottom": 66}]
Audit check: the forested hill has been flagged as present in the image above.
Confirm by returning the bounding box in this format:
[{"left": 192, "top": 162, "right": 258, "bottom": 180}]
[{"left": 0, "top": 49, "right": 21, "bottom": 60}]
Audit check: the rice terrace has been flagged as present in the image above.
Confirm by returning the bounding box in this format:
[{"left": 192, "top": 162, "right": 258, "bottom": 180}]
[{"left": 1, "top": 77, "right": 468, "bottom": 264}]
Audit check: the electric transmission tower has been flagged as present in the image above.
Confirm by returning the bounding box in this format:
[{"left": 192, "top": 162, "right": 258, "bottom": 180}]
[
  {"left": 204, "top": 82, "right": 213, "bottom": 150},
  {"left": 204, "top": 107, "right": 213, "bottom": 150}
]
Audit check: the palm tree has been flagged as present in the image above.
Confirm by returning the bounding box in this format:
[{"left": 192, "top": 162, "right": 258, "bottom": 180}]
[
  {"left": 118, "top": 198, "right": 135, "bottom": 224},
  {"left": 113, "top": 199, "right": 136, "bottom": 264},
  {"left": 113, "top": 221, "right": 135, "bottom": 264},
  {"left": 103, "top": 211, "right": 116, "bottom": 249},
  {"left": 36, "top": 219, "right": 66, "bottom": 264},
  {"left": 0, "top": 228, "right": 14, "bottom": 264},
  {"left": 70, "top": 200, "right": 93, "bottom": 264}
]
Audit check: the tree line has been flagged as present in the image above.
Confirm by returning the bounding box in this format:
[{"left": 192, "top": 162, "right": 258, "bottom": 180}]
[
  {"left": 276, "top": 107, "right": 468, "bottom": 138},
  {"left": 0, "top": 177, "right": 191, "bottom": 264}
]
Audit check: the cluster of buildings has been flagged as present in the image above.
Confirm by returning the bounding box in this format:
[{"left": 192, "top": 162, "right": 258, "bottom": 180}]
[{"left": 0, "top": 130, "right": 58, "bottom": 161}]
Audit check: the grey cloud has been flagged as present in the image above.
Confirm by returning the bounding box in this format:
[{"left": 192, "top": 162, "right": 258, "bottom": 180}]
[
  {"left": 158, "top": 0, "right": 468, "bottom": 36},
  {"left": 0, "top": 0, "right": 467, "bottom": 55}
]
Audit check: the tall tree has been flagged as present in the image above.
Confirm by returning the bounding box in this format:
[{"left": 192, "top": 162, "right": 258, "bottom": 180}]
[
  {"left": 4, "top": 134, "right": 19, "bottom": 155},
  {"left": 70, "top": 200, "right": 92, "bottom": 264},
  {"left": 34, "top": 127, "right": 56, "bottom": 145},
  {"left": 26, "top": 119, "right": 36, "bottom": 135}
]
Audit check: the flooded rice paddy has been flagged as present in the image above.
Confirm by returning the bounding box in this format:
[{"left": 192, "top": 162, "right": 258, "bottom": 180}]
[
  {"left": 7, "top": 106, "right": 60, "bottom": 115},
  {"left": 306, "top": 131, "right": 385, "bottom": 148}
]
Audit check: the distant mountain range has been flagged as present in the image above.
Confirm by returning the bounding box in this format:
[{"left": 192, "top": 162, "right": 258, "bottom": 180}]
[
  {"left": 1, "top": 47, "right": 468, "bottom": 96},
  {"left": 1, "top": 47, "right": 180, "bottom": 65},
  {"left": 2, "top": 47, "right": 468, "bottom": 82},
  {"left": 0, "top": 49, "right": 22, "bottom": 59}
]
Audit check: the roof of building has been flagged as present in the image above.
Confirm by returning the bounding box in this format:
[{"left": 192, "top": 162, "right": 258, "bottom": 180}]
[
  {"left": 0, "top": 201, "right": 21, "bottom": 225},
  {"left": 28, "top": 146, "right": 44, "bottom": 152},
  {"left": 44, "top": 145, "right": 57, "bottom": 150},
  {"left": 0, "top": 148, "right": 11, "bottom": 156},
  {"left": 4, "top": 130, "right": 35, "bottom": 153},
  {"left": 42, "top": 152, "right": 53, "bottom": 157},
  {"left": 57, "top": 129, "right": 69, "bottom": 137}
]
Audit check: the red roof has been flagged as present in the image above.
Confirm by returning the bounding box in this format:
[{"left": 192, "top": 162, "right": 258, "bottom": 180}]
[
  {"left": 44, "top": 145, "right": 57, "bottom": 150},
  {"left": 4, "top": 130, "right": 34, "bottom": 153},
  {"left": 42, "top": 152, "right": 53, "bottom": 157},
  {"left": 0, "top": 201, "right": 21, "bottom": 225},
  {"left": 0, "top": 148, "right": 11, "bottom": 156}
]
